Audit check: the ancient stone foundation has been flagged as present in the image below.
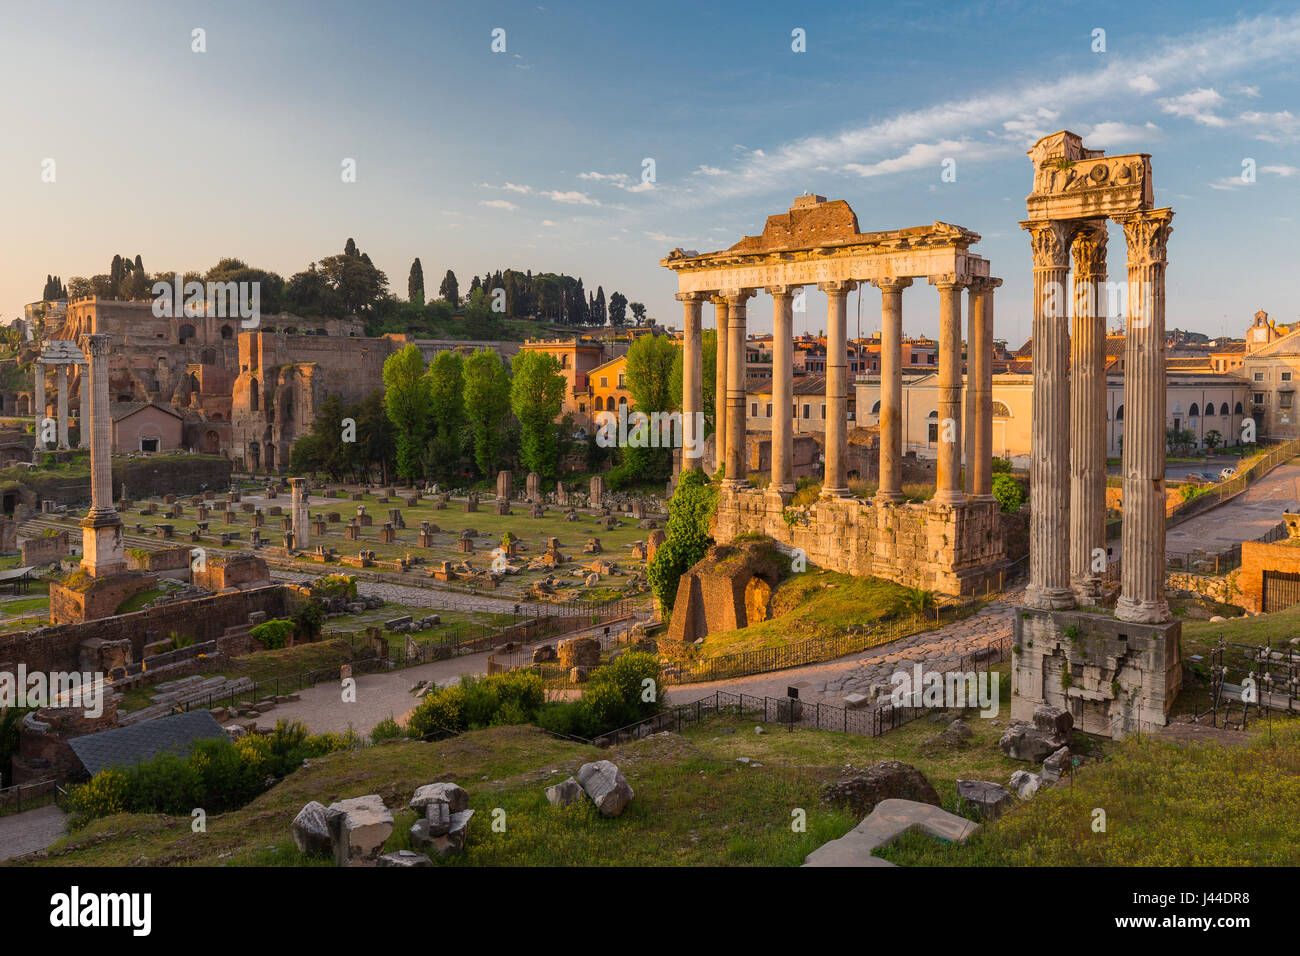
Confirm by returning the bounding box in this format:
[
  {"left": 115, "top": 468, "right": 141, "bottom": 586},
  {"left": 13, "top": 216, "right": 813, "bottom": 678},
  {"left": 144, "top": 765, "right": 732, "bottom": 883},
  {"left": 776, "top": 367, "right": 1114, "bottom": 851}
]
[
  {"left": 1011, "top": 608, "right": 1181, "bottom": 738},
  {"left": 712, "top": 486, "right": 1006, "bottom": 597}
]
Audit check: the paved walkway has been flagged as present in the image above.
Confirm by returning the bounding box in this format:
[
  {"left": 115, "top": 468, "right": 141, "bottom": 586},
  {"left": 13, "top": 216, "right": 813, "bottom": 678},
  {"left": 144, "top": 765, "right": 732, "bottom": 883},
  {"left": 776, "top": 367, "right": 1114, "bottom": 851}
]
[
  {"left": 0, "top": 805, "right": 66, "bottom": 861},
  {"left": 1164, "top": 463, "right": 1300, "bottom": 555},
  {"left": 666, "top": 596, "right": 1016, "bottom": 709}
]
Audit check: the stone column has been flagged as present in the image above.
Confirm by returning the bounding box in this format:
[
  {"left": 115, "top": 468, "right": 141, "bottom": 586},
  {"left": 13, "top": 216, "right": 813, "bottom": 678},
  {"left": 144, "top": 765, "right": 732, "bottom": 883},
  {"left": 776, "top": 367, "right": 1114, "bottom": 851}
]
[
  {"left": 819, "top": 281, "right": 853, "bottom": 497},
  {"left": 79, "top": 334, "right": 125, "bottom": 577},
  {"left": 769, "top": 286, "right": 795, "bottom": 494},
  {"left": 969, "top": 278, "right": 1000, "bottom": 499},
  {"left": 873, "top": 278, "right": 911, "bottom": 502},
  {"left": 34, "top": 360, "right": 46, "bottom": 449},
  {"left": 56, "top": 364, "right": 70, "bottom": 450},
  {"left": 1069, "top": 222, "right": 1109, "bottom": 599},
  {"left": 1021, "top": 220, "right": 1075, "bottom": 610},
  {"left": 677, "top": 293, "right": 706, "bottom": 471},
  {"left": 1115, "top": 209, "right": 1175, "bottom": 624},
  {"left": 289, "top": 477, "right": 309, "bottom": 547},
  {"left": 78, "top": 363, "right": 91, "bottom": 449},
  {"left": 929, "top": 275, "right": 967, "bottom": 504},
  {"left": 713, "top": 296, "right": 729, "bottom": 474},
  {"left": 723, "top": 290, "right": 753, "bottom": 488}
]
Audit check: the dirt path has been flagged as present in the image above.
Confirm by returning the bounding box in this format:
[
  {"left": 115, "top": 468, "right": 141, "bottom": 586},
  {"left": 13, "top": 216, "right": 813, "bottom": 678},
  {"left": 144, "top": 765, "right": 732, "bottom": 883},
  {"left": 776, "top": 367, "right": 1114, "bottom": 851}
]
[{"left": 0, "top": 805, "right": 67, "bottom": 861}]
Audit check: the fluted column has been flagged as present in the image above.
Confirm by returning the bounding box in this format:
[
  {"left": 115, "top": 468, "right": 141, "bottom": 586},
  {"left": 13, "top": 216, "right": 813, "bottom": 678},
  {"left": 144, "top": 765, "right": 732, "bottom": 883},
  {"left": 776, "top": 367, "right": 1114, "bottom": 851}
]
[
  {"left": 820, "top": 281, "right": 853, "bottom": 497},
  {"left": 78, "top": 363, "right": 91, "bottom": 449},
  {"left": 1069, "top": 222, "right": 1109, "bottom": 599},
  {"left": 79, "top": 333, "right": 125, "bottom": 577},
  {"left": 34, "top": 360, "right": 46, "bottom": 447},
  {"left": 290, "top": 477, "right": 309, "bottom": 547},
  {"left": 930, "top": 275, "right": 967, "bottom": 504},
  {"left": 678, "top": 293, "right": 706, "bottom": 471},
  {"left": 1115, "top": 209, "right": 1175, "bottom": 624},
  {"left": 970, "top": 277, "right": 1000, "bottom": 499},
  {"left": 56, "top": 365, "right": 70, "bottom": 450},
  {"left": 873, "top": 278, "right": 911, "bottom": 502},
  {"left": 723, "top": 290, "right": 753, "bottom": 487},
  {"left": 769, "top": 286, "right": 795, "bottom": 494},
  {"left": 1021, "top": 220, "right": 1076, "bottom": 609},
  {"left": 713, "top": 296, "right": 729, "bottom": 474}
]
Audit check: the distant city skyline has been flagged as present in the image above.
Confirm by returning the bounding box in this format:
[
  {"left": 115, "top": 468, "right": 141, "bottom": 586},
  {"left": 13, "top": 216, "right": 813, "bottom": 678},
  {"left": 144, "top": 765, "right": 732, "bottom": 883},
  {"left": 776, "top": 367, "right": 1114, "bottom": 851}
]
[{"left": 2, "top": 0, "right": 1297, "bottom": 347}]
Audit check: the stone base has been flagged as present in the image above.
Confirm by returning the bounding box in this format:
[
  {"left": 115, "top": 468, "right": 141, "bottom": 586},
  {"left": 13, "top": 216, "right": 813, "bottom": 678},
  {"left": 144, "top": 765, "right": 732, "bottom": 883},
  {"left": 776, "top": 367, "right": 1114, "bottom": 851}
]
[
  {"left": 712, "top": 485, "right": 1006, "bottom": 597},
  {"left": 80, "top": 512, "right": 126, "bottom": 578},
  {"left": 49, "top": 570, "right": 159, "bottom": 625},
  {"left": 1011, "top": 607, "right": 1181, "bottom": 739}
]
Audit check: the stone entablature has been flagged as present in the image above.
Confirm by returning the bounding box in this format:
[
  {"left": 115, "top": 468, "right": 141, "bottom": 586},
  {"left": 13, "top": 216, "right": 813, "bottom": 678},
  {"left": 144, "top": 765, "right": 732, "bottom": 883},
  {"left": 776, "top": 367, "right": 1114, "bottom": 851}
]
[
  {"left": 713, "top": 487, "right": 1006, "bottom": 597},
  {"left": 1012, "top": 608, "right": 1181, "bottom": 738}
]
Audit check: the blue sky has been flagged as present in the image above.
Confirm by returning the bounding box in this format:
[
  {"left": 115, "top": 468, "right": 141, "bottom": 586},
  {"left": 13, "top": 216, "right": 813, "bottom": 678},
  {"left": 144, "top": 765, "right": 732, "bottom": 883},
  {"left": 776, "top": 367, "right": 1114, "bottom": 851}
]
[{"left": 2, "top": 0, "right": 1297, "bottom": 346}]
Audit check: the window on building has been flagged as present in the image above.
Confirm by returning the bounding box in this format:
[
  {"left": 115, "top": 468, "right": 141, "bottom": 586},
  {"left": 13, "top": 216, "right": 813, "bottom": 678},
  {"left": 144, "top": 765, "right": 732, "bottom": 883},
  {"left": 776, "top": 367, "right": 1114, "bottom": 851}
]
[
  {"left": 820, "top": 404, "right": 826, "bottom": 419},
  {"left": 1282, "top": 393, "right": 1294, "bottom": 409},
  {"left": 617, "top": 374, "right": 625, "bottom": 388},
  {"left": 927, "top": 354, "right": 935, "bottom": 364},
  {"left": 802, "top": 403, "right": 810, "bottom": 418},
  {"left": 765, "top": 403, "right": 772, "bottom": 417},
  {"left": 1254, "top": 372, "right": 1265, "bottom": 382},
  {"left": 1189, "top": 403, "right": 1200, "bottom": 417},
  {"left": 870, "top": 400, "right": 881, "bottom": 415},
  {"left": 1235, "top": 402, "right": 1244, "bottom": 415},
  {"left": 751, "top": 402, "right": 758, "bottom": 416},
  {"left": 1254, "top": 393, "right": 1265, "bottom": 404},
  {"left": 600, "top": 376, "right": 608, "bottom": 387},
  {"left": 992, "top": 401, "right": 1011, "bottom": 418},
  {"left": 1116, "top": 405, "right": 1124, "bottom": 421},
  {"left": 1284, "top": 372, "right": 1293, "bottom": 382}
]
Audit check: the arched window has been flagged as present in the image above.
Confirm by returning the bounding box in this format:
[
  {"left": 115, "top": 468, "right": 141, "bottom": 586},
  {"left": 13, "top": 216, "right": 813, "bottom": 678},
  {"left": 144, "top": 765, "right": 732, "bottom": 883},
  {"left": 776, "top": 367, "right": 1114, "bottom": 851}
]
[
  {"left": 870, "top": 400, "right": 881, "bottom": 415},
  {"left": 1235, "top": 402, "right": 1244, "bottom": 415},
  {"left": 249, "top": 378, "right": 259, "bottom": 412},
  {"left": 1189, "top": 402, "right": 1200, "bottom": 418},
  {"left": 927, "top": 410, "right": 938, "bottom": 419},
  {"left": 992, "top": 401, "right": 1011, "bottom": 418},
  {"left": 220, "top": 325, "right": 234, "bottom": 340},
  {"left": 1220, "top": 403, "right": 1231, "bottom": 416},
  {"left": 178, "top": 323, "right": 196, "bottom": 344},
  {"left": 1116, "top": 405, "right": 1124, "bottom": 421}
]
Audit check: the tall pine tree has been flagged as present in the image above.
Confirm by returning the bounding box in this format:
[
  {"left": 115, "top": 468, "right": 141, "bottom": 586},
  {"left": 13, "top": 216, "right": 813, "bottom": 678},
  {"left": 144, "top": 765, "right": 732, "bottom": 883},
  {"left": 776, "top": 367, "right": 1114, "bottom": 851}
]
[{"left": 408, "top": 258, "right": 425, "bottom": 303}]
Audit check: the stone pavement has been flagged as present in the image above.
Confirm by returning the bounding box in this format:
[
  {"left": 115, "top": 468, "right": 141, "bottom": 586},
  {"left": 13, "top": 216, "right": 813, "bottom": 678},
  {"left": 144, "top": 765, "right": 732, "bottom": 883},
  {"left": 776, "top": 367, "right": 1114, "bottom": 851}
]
[
  {"left": 0, "top": 804, "right": 67, "bottom": 861},
  {"left": 667, "top": 594, "right": 1017, "bottom": 709}
]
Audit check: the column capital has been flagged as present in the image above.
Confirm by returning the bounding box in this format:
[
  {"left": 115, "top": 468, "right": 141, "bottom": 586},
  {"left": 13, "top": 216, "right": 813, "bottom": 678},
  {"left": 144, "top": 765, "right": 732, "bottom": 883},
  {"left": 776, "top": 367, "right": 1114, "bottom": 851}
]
[
  {"left": 1020, "top": 219, "right": 1076, "bottom": 270},
  {"left": 871, "top": 277, "right": 913, "bottom": 292},
  {"left": 79, "top": 333, "right": 110, "bottom": 358},
  {"left": 1071, "top": 220, "right": 1109, "bottom": 276},
  {"left": 766, "top": 285, "right": 795, "bottom": 298},
  {"left": 928, "top": 273, "right": 970, "bottom": 291},
  {"left": 967, "top": 276, "right": 1003, "bottom": 294},
  {"left": 674, "top": 291, "right": 711, "bottom": 303},
  {"left": 720, "top": 289, "right": 755, "bottom": 306},
  {"left": 817, "top": 280, "right": 856, "bottom": 295},
  {"left": 1114, "top": 207, "right": 1174, "bottom": 268}
]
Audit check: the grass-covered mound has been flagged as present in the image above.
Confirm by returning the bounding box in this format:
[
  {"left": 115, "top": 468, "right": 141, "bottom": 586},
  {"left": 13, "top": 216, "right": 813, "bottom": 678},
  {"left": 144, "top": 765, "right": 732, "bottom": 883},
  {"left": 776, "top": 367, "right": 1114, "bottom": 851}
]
[{"left": 878, "top": 720, "right": 1300, "bottom": 866}]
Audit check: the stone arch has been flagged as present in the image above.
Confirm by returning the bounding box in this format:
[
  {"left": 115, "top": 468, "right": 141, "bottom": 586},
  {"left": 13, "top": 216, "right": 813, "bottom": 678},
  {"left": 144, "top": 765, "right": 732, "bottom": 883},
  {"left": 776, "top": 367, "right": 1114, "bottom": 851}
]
[
  {"left": 248, "top": 441, "right": 260, "bottom": 471},
  {"left": 870, "top": 400, "right": 881, "bottom": 415},
  {"left": 178, "top": 323, "right": 197, "bottom": 344},
  {"left": 203, "top": 429, "right": 220, "bottom": 453},
  {"left": 992, "top": 400, "right": 1011, "bottom": 418},
  {"left": 249, "top": 378, "right": 259, "bottom": 412},
  {"left": 1116, "top": 404, "right": 1124, "bottom": 421},
  {"left": 220, "top": 325, "right": 234, "bottom": 340}
]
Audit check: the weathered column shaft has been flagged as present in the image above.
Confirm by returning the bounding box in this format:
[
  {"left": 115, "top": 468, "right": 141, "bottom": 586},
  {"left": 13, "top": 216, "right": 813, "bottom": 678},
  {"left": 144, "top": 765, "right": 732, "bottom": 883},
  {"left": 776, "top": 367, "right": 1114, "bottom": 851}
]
[
  {"left": 80, "top": 333, "right": 124, "bottom": 578},
  {"left": 724, "top": 291, "right": 752, "bottom": 486},
  {"left": 57, "top": 365, "right": 70, "bottom": 450},
  {"left": 34, "top": 360, "right": 46, "bottom": 434},
  {"left": 820, "top": 281, "right": 852, "bottom": 497},
  {"left": 1022, "top": 221, "right": 1075, "bottom": 609},
  {"left": 1116, "top": 209, "right": 1175, "bottom": 623},
  {"left": 769, "top": 287, "right": 795, "bottom": 493},
  {"left": 931, "top": 276, "right": 967, "bottom": 503},
  {"left": 875, "top": 279, "right": 910, "bottom": 502},
  {"left": 678, "top": 294, "right": 705, "bottom": 471},
  {"left": 970, "top": 278, "right": 1000, "bottom": 498},
  {"left": 1069, "top": 223, "right": 1109, "bottom": 597},
  {"left": 78, "top": 364, "right": 91, "bottom": 449},
  {"left": 713, "top": 297, "right": 729, "bottom": 474},
  {"left": 290, "top": 478, "right": 309, "bottom": 547}
]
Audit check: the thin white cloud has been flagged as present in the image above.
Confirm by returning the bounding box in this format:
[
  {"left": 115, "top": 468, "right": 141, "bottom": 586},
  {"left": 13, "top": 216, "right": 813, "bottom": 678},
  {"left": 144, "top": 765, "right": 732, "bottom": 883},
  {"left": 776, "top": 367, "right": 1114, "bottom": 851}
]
[
  {"left": 695, "top": 165, "right": 725, "bottom": 176},
  {"left": 1129, "top": 74, "right": 1160, "bottom": 94},
  {"left": 502, "top": 182, "right": 532, "bottom": 193},
  {"left": 1158, "top": 87, "right": 1228, "bottom": 126},
  {"left": 1238, "top": 110, "right": 1300, "bottom": 143},
  {"left": 479, "top": 199, "right": 518, "bottom": 210},
  {"left": 1262, "top": 164, "right": 1299, "bottom": 177},
  {"left": 543, "top": 189, "right": 600, "bottom": 206}
]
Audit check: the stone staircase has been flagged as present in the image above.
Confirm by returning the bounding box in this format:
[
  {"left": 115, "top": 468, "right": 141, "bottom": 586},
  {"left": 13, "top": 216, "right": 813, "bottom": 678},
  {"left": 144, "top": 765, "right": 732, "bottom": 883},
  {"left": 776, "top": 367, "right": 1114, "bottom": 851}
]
[{"left": 116, "top": 674, "right": 256, "bottom": 726}]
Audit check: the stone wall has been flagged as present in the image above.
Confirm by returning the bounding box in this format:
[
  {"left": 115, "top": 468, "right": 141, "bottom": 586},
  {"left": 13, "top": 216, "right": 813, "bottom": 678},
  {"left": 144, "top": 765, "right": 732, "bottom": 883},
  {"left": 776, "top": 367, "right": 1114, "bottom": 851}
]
[
  {"left": 126, "top": 544, "right": 193, "bottom": 580},
  {"left": 49, "top": 570, "right": 159, "bottom": 625},
  {"left": 1238, "top": 540, "right": 1300, "bottom": 612},
  {"left": 712, "top": 486, "right": 1007, "bottom": 596},
  {"left": 0, "top": 585, "right": 290, "bottom": 674},
  {"left": 20, "top": 529, "right": 68, "bottom": 566},
  {"left": 192, "top": 552, "right": 270, "bottom": 590},
  {"left": 1012, "top": 607, "right": 1181, "bottom": 738}
]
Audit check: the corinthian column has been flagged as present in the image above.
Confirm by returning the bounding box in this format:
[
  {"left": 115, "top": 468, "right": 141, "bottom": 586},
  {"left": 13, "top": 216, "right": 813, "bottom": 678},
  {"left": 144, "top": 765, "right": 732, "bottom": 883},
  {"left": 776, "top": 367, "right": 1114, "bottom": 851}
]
[
  {"left": 1115, "top": 208, "right": 1175, "bottom": 624},
  {"left": 78, "top": 363, "right": 91, "bottom": 449},
  {"left": 723, "top": 290, "right": 753, "bottom": 488},
  {"left": 712, "top": 296, "right": 729, "bottom": 474},
  {"left": 57, "top": 364, "right": 70, "bottom": 450},
  {"left": 1070, "top": 222, "right": 1109, "bottom": 599},
  {"left": 677, "top": 293, "right": 706, "bottom": 471},
  {"left": 873, "top": 278, "right": 911, "bottom": 502},
  {"left": 768, "top": 286, "right": 795, "bottom": 494},
  {"left": 969, "top": 277, "right": 1001, "bottom": 499},
  {"left": 929, "top": 275, "right": 967, "bottom": 504},
  {"left": 78, "top": 333, "right": 125, "bottom": 577},
  {"left": 1021, "top": 220, "right": 1075, "bottom": 610},
  {"left": 820, "top": 281, "right": 853, "bottom": 498},
  {"left": 34, "top": 360, "right": 46, "bottom": 447}
]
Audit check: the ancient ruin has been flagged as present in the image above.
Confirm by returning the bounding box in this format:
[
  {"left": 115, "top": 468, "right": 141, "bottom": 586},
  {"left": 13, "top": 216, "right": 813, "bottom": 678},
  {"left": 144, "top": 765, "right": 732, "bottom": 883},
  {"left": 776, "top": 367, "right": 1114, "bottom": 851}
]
[{"left": 1011, "top": 131, "right": 1181, "bottom": 737}]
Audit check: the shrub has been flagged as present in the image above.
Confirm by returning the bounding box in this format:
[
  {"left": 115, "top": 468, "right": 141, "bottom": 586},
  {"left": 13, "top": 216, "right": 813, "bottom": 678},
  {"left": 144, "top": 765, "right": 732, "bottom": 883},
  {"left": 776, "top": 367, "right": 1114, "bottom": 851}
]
[
  {"left": 370, "top": 714, "right": 404, "bottom": 742},
  {"left": 647, "top": 470, "right": 718, "bottom": 616},
  {"left": 408, "top": 684, "right": 466, "bottom": 737},
  {"left": 991, "top": 457, "right": 1012, "bottom": 473},
  {"left": 312, "top": 574, "right": 357, "bottom": 601},
  {"left": 250, "top": 618, "right": 294, "bottom": 650},
  {"left": 991, "top": 473, "right": 1025, "bottom": 514},
  {"left": 291, "top": 599, "right": 326, "bottom": 641}
]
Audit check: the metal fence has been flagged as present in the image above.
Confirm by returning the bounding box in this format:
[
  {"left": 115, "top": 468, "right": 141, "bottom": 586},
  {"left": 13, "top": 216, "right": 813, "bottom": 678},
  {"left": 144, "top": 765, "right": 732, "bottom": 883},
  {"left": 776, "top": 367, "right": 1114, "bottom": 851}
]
[
  {"left": 0, "top": 779, "right": 64, "bottom": 817},
  {"left": 1166, "top": 520, "right": 1287, "bottom": 577}
]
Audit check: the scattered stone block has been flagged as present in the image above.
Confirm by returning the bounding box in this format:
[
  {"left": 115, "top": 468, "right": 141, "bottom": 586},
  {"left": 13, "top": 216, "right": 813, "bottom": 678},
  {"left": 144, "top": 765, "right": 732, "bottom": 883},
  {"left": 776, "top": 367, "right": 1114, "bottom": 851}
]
[
  {"left": 324, "top": 794, "right": 394, "bottom": 867},
  {"left": 545, "top": 777, "right": 584, "bottom": 807},
  {"left": 576, "top": 760, "right": 634, "bottom": 817},
  {"left": 955, "top": 779, "right": 1014, "bottom": 820},
  {"left": 290, "top": 800, "right": 332, "bottom": 856}
]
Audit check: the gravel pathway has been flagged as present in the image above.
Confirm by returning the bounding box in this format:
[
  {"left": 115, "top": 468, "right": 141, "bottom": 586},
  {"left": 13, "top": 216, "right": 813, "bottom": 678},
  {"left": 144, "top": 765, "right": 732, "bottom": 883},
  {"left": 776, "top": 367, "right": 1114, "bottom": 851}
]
[{"left": 0, "top": 805, "right": 67, "bottom": 861}]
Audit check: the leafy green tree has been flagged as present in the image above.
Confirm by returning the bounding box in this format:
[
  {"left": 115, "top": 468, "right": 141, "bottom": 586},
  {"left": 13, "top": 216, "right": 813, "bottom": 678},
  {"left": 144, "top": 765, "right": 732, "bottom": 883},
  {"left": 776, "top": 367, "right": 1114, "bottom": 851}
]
[
  {"left": 463, "top": 349, "right": 511, "bottom": 477},
  {"left": 670, "top": 328, "right": 717, "bottom": 438},
  {"left": 383, "top": 344, "right": 432, "bottom": 484},
  {"left": 620, "top": 332, "right": 678, "bottom": 484},
  {"left": 439, "top": 269, "right": 459, "bottom": 307},
  {"left": 647, "top": 471, "right": 718, "bottom": 616},
  {"left": 408, "top": 258, "right": 424, "bottom": 304},
  {"left": 509, "top": 349, "right": 566, "bottom": 477},
  {"left": 629, "top": 301, "right": 647, "bottom": 324},
  {"left": 424, "top": 351, "right": 465, "bottom": 481},
  {"left": 608, "top": 291, "right": 628, "bottom": 327}
]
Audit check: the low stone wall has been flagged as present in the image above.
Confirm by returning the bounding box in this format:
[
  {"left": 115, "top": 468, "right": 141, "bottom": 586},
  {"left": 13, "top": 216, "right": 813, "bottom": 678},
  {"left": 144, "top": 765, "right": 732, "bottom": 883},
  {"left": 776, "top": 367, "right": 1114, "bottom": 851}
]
[
  {"left": 0, "top": 585, "right": 290, "bottom": 674},
  {"left": 1012, "top": 607, "right": 1182, "bottom": 738},
  {"left": 20, "top": 530, "right": 69, "bottom": 566},
  {"left": 712, "top": 486, "right": 1007, "bottom": 596},
  {"left": 49, "top": 570, "right": 158, "bottom": 624},
  {"left": 126, "top": 544, "right": 193, "bottom": 580},
  {"left": 1238, "top": 540, "right": 1300, "bottom": 612},
  {"left": 1166, "top": 570, "right": 1240, "bottom": 607}
]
